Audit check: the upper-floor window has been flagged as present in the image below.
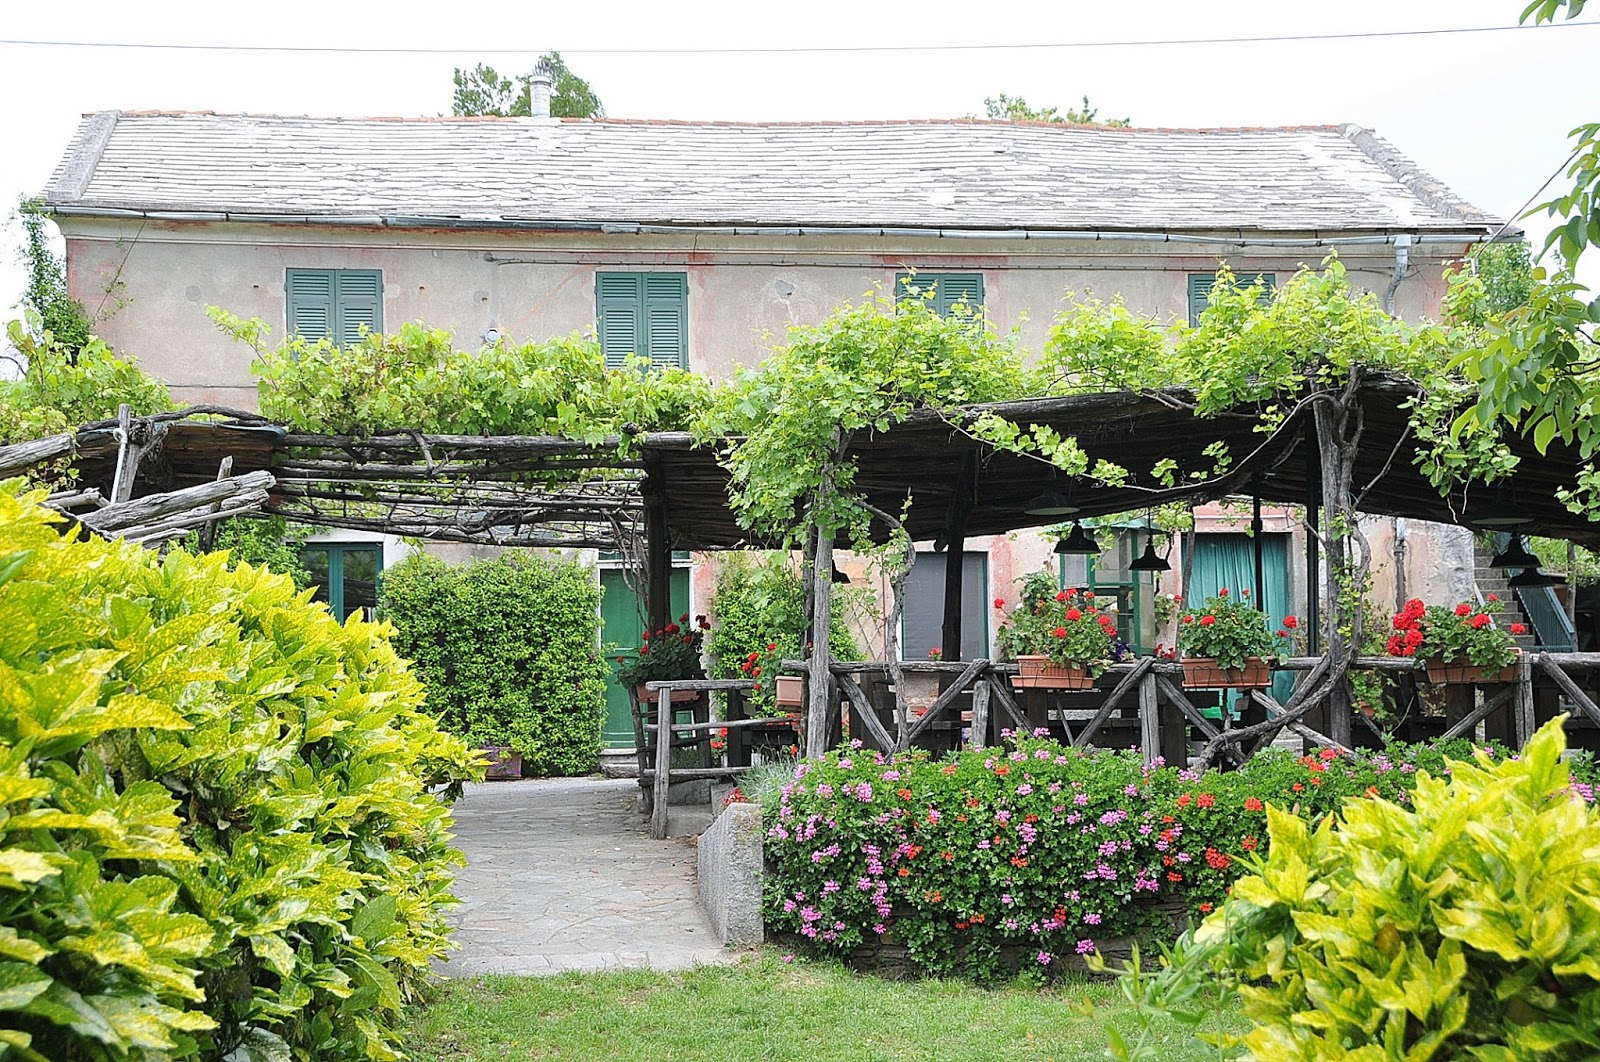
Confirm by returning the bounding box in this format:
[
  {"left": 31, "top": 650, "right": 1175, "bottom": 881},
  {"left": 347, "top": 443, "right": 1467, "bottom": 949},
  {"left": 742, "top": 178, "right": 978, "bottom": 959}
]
[
  {"left": 1187, "top": 272, "right": 1275, "bottom": 327},
  {"left": 596, "top": 272, "right": 688, "bottom": 369},
  {"left": 285, "top": 268, "right": 383, "bottom": 346},
  {"left": 895, "top": 272, "right": 984, "bottom": 318}
]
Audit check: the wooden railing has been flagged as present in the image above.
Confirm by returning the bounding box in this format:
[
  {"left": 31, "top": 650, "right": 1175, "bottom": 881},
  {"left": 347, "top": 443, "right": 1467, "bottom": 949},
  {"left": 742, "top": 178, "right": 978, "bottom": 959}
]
[{"left": 779, "top": 652, "right": 1600, "bottom": 766}]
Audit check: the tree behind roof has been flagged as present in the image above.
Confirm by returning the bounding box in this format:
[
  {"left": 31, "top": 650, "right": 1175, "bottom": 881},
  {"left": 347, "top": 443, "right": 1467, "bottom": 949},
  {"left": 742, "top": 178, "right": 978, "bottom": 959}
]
[{"left": 451, "top": 51, "right": 604, "bottom": 118}]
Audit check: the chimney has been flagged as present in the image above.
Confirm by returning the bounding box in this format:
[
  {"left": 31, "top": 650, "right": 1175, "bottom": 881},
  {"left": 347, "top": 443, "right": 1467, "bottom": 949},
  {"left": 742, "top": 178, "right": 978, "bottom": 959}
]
[{"left": 530, "top": 57, "right": 554, "bottom": 118}]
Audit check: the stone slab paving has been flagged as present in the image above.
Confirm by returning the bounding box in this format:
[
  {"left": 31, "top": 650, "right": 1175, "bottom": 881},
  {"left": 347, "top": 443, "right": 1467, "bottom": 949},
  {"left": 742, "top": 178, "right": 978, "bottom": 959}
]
[{"left": 437, "top": 776, "right": 738, "bottom": 976}]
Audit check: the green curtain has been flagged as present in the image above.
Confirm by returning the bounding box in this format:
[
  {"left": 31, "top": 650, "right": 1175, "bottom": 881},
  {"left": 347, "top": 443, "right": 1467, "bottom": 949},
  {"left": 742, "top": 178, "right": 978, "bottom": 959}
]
[{"left": 1189, "top": 534, "right": 1296, "bottom": 706}]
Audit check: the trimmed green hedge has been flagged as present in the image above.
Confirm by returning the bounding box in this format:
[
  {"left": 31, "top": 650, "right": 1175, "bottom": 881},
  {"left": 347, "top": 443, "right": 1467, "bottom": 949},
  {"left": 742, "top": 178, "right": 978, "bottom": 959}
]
[
  {"left": 381, "top": 553, "right": 609, "bottom": 776},
  {"left": 0, "top": 482, "right": 478, "bottom": 1061}
]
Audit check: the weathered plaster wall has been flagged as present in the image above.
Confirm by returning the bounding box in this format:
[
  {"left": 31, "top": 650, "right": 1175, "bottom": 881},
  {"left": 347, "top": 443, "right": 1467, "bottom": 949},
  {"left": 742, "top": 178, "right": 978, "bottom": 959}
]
[{"left": 61, "top": 218, "right": 1468, "bottom": 408}]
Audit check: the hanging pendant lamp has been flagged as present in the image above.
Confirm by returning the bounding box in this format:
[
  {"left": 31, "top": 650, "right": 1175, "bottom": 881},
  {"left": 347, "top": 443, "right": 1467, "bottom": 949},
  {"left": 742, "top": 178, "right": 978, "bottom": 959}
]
[
  {"left": 1489, "top": 536, "right": 1542, "bottom": 570},
  {"left": 1054, "top": 521, "right": 1102, "bottom": 555},
  {"left": 1024, "top": 492, "right": 1080, "bottom": 517},
  {"left": 1128, "top": 532, "right": 1172, "bottom": 572},
  {"left": 1508, "top": 567, "right": 1555, "bottom": 589}
]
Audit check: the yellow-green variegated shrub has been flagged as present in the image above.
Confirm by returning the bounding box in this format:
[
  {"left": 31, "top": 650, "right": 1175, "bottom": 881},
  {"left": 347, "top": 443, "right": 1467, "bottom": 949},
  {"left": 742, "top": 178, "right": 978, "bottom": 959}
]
[
  {"left": 1196, "top": 716, "right": 1600, "bottom": 1059},
  {"left": 0, "top": 483, "right": 479, "bottom": 1061}
]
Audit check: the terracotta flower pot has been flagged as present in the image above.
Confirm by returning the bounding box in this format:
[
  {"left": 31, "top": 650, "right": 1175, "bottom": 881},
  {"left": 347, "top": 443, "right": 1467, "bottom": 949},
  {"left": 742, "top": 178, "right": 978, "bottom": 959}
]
[
  {"left": 1421, "top": 651, "right": 1519, "bottom": 685},
  {"left": 1013, "top": 655, "right": 1097, "bottom": 690},
  {"left": 635, "top": 684, "right": 700, "bottom": 703},
  {"left": 774, "top": 675, "right": 805, "bottom": 706},
  {"left": 480, "top": 745, "right": 522, "bottom": 781},
  {"left": 1181, "top": 656, "right": 1273, "bottom": 689}
]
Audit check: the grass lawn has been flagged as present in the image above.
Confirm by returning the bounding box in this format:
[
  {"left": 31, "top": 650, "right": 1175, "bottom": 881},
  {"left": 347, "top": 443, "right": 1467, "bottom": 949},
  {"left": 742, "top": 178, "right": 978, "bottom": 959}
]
[{"left": 406, "top": 952, "right": 1242, "bottom": 1061}]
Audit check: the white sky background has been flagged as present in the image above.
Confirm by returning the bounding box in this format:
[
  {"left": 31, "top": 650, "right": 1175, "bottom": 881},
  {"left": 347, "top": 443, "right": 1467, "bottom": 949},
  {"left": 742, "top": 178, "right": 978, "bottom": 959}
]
[{"left": 1, "top": 0, "right": 1597, "bottom": 328}]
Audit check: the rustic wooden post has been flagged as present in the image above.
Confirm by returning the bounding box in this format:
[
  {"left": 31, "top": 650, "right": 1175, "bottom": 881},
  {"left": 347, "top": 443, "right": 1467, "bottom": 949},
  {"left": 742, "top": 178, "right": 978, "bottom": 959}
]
[
  {"left": 940, "top": 453, "right": 977, "bottom": 660},
  {"left": 641, "top": 462, "right": 671, "bottom": 635},
  {"left": 110, "top": 404, "right": 141, "bottom": 504},
  {"left": 968, "top": 672, "right": 990, "bottom": 750},
  {"left": 1515, "top": 652, "right": 1536, "bottom": 748},
  {"left": 651, "top": 688, "right": 672, "bottom": 840},
  {"left": 1139, "top": 670, "right": 1160, "bottom": 767},
  {"left": 806, "top": 526, "right": 835, "bottom": 760},
  {"left": 195, "top": 456, "right": 234, "bottom": 554}
]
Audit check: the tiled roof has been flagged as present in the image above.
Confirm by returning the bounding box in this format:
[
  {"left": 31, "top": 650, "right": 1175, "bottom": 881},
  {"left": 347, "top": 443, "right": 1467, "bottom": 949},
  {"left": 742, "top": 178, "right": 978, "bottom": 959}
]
[{"left": 43, "top": 111, "right": 1501, "bottom": 234}]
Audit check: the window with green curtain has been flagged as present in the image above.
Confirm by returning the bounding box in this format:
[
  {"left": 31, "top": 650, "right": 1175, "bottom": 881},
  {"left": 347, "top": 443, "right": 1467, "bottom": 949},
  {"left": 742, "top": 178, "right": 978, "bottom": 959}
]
[
  {"left": 1187, "top": 532, "right": 1295, "bottom": 704},
  {"left": 1187, "top": 272, "right": 1275, "bottom": 327},
  {"left": 894, "top": 272, "right": 984, "bottom": 318},
  {"left": 285, "top": 269, "right": 383, "bottom": 346},
  {"left": 595, "top": 272, "right": 688, "bottom": 369},
  {"left": 299, "top": 542, "right": 383, "bottom": 621}
]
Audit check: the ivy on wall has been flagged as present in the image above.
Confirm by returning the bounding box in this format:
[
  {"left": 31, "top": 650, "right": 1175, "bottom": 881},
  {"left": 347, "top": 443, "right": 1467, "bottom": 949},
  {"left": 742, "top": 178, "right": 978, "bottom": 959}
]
[{"left": 380, "top": 552, "right": 610, "bottom": 776}]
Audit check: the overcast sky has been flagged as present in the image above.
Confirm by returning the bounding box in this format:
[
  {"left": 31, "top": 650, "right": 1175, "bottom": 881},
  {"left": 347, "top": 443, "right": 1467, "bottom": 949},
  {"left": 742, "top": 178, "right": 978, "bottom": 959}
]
[{"left": 2, "top": 0, "right": 1597, "bottom": 328}]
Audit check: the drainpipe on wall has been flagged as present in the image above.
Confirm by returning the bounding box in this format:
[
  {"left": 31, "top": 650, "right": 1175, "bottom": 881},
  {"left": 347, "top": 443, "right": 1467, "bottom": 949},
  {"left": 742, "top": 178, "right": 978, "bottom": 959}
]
[
  {"left": 1393, "top": 518, "right": 1408, "bottom": 612},
  {"left": 1383, "top": 233, "right": 1413, "bottom": 316}
]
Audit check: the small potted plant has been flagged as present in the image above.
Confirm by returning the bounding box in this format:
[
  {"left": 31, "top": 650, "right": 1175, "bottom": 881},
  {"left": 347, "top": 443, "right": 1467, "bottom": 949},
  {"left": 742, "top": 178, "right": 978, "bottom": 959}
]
[
  {"left": 1386, "top": 597, "right": 1522, "bottom": 684},
  {"left": 1177, "top": 588, "right": 1295, "bottom": 689},
  {"left": 998, "top": 569, "right": 1124, "bottom": 689},
  {"left": 615, "top": 612, "right": 710, "bottom": 703}
]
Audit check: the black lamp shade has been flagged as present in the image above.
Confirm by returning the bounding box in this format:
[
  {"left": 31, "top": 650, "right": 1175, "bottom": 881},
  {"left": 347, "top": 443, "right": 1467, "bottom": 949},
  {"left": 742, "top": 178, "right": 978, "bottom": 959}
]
[
  {"left": 1128, "top": 534, "right": 1171, "bottom": 572},
  {"left": 1508, "top": 567, "right": 1555, "bottom": 588},
  {"left": 1489, "top": 536, "right": 1542, "bottom": 570},
  {"left": 1054, "top": 522, "right": 1101, "bottom": 555},
  {"left": 1024, "top": 492, "right": 1080, "bottom": 517}
]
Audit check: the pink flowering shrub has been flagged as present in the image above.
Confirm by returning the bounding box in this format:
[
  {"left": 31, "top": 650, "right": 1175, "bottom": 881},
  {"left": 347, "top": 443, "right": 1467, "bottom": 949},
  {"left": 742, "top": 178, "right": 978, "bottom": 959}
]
[{"left": 763, "top": 733, "right": 1600, "bottom": 981}]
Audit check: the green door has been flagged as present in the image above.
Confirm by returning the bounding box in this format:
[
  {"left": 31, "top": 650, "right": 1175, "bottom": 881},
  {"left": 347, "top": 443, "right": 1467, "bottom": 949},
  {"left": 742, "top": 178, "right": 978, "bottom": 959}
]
[
  {"left": 1189, "top": 534, "right": 1295, "bottom": 706},
  {"left": 599, "top": 567, "right": 690, "bottom": 749}
]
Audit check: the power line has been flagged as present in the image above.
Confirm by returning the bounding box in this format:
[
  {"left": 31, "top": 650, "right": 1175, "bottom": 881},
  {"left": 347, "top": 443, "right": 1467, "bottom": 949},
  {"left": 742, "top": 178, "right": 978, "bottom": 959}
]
[{"left": 0, "top": 20, "right": 1596, "bottom": 57}]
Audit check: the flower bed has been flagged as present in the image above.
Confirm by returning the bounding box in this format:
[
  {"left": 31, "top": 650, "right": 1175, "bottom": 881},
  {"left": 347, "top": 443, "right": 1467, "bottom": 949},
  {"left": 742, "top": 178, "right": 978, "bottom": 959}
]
[{"left": 763, "top": 733, "right": 1600, "bottom": 982}]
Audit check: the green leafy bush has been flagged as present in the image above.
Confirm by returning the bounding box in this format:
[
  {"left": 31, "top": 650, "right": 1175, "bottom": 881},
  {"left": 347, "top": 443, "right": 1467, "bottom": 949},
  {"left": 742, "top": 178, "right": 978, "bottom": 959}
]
[
  {"left": 0, "top": 482, "right": 478, "bottom": 1061},
  {"left": 705, "top": 554, "right": 859, "bottom": 713},
  {"left": 381, "top": 552, "right": 609, "bottom": 775},
  {"left": 178, "top": 515, "right": 314, "bottom": 589},
  {"left": 1143, "top": 717, "right": 1600, "bottom": 1058},
  {"left": 766, "top": 733, "right": 1599, "bottom": 985},
  {"left": 212, "top": 312, "right": 709, "bottom": 441},
  {"left": 0, "top": 320, "right": 171, "bottom": 446}
]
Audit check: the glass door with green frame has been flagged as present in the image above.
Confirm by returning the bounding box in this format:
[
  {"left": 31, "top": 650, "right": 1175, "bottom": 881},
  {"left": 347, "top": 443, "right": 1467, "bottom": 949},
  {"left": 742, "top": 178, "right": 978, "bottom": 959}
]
[
  {"left": 300, "top": 542, "right": 382, "bottom": 622},
  {"left": 599, "top": 566, "right": 691, "bottom": 749},
  {"left": 1058, "top": 531, "right": 1146, "bottom": 654}
]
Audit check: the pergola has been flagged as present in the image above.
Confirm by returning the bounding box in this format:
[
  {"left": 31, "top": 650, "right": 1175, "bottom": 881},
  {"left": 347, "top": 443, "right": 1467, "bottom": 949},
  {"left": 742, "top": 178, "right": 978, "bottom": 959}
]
[{"left": 7, "top": 375, "right": 1598, "bottom": 825}]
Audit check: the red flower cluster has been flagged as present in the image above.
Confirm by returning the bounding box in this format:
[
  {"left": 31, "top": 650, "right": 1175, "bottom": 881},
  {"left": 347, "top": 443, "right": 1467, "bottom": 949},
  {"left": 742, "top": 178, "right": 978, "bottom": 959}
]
[{"left": 1387, "top": 598, "right": 1428, "bottom": 657}]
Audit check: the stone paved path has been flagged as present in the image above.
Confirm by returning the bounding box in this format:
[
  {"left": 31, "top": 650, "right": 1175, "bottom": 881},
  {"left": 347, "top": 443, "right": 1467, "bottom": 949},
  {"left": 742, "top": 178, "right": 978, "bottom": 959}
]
[{"left": 437, "top": 776, "right": 738, "bottom": 976}]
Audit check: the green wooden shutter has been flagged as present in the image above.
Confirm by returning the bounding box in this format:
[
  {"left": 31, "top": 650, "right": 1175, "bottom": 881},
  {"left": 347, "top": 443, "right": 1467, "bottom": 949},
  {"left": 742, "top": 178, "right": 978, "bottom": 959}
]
[
  {"left": 1187, "top": 273, "right": 1275, "bottom": 327},
  {"left": 286, "top": 269, "right": 335, "bottom": 343},
  {"left": 597, "top": 273, "right": 687, "bottom": 369},
  {"left": 894, "top": 272, "right": 984, "bottom": 317},
  {"left": 334, "top": 270, "right": 383, "bottom": 346},
  {"left": 642, "top": 274, "right": 688, "bottom": 370},
  {"left": 933, "top": 274, "right": 983, "bottom": 318},
  {"left": 597, "top": 273, "right": 644, "bottom": 367}
]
